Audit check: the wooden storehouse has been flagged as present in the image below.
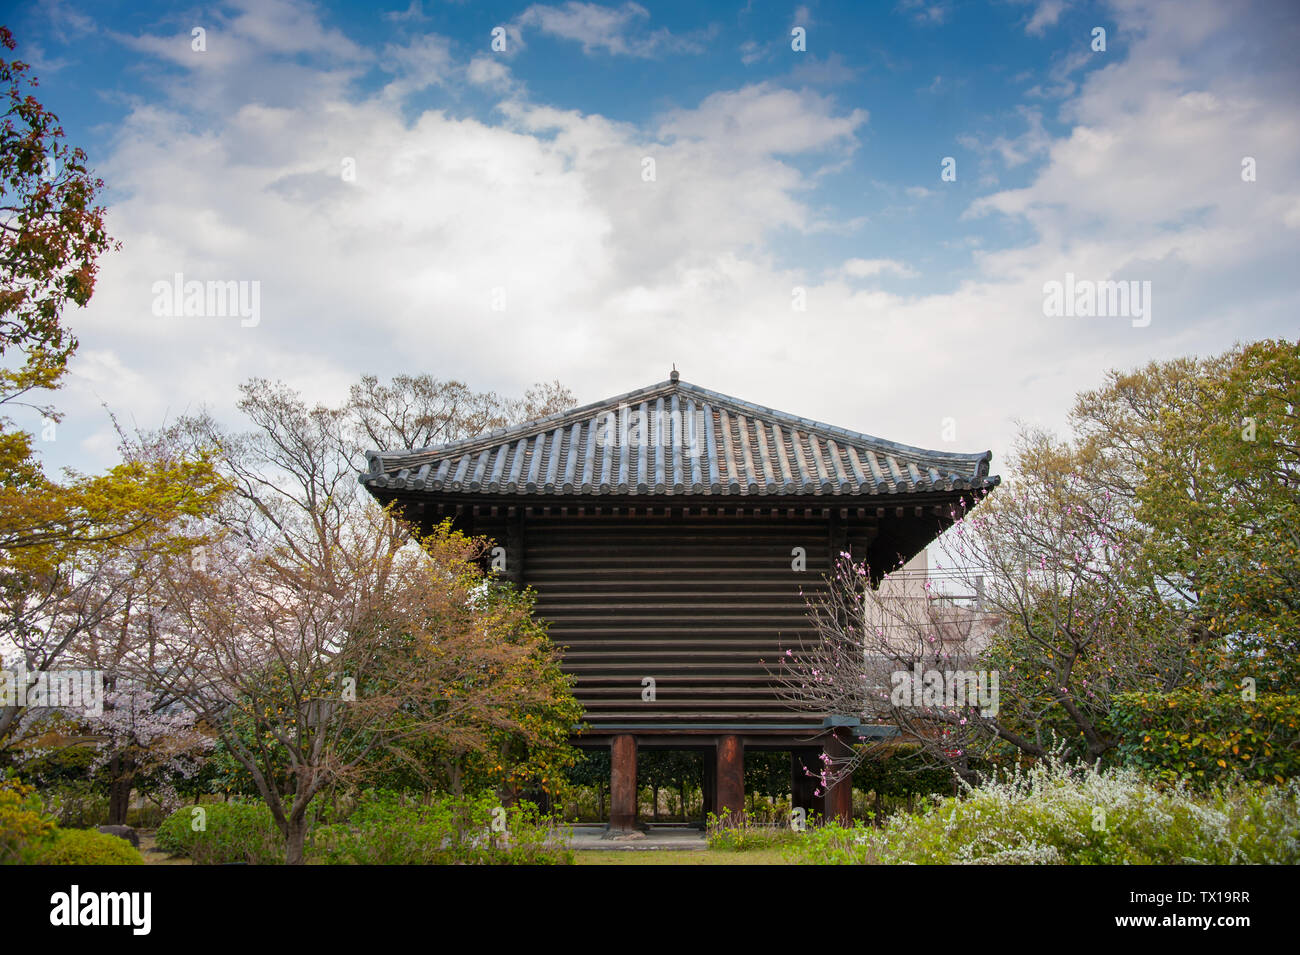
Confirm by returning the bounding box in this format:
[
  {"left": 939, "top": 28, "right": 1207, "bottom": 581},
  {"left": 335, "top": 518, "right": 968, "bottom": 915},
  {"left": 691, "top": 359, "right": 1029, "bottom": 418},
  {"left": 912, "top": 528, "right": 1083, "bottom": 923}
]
[{"left": 361, "top": 371, "right": 999, "bottom": 829}]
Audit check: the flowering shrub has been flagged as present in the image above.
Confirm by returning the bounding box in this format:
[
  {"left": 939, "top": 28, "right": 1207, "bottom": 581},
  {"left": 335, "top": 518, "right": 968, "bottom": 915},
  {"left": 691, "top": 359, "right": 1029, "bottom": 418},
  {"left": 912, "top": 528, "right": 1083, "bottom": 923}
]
[
  {"left": 155, "top": 801, "right": 282, "bottom": 864},
  {"left": 785, "top": 759, "right": 1300, "bottom": 864}
]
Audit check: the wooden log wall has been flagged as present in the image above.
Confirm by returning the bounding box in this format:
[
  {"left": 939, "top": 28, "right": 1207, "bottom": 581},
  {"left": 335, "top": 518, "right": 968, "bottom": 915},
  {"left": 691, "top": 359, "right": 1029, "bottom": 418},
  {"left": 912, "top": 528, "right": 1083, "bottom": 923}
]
[{"left": 477, "top": 512, "right": 878, "bottom": 729}]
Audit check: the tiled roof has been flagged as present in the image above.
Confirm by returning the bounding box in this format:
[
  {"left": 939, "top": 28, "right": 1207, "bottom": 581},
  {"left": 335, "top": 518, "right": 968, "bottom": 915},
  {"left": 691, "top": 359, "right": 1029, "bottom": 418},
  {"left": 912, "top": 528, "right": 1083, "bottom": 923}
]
[{"left": 361, "top": 376, "right": 997, "bottom": 497}]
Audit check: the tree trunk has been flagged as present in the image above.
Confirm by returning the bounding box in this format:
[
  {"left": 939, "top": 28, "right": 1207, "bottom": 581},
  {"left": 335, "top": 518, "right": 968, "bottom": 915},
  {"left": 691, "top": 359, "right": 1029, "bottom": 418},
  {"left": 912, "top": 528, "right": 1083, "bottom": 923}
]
[
  {"left": 108, "top": 753, "right": 134, "bottom": 826},
  {"left": 285, "top": 815, "right": 309, "bottom": 865}
]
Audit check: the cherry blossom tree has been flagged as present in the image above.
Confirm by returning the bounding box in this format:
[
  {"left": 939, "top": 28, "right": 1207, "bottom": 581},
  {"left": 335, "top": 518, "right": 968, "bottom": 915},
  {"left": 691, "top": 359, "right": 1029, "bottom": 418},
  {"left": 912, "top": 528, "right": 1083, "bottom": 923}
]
[
  {"left": 774, "top": 450, "right": 1187, "bottom": 789},
  {"left": 111, "top": 374, "right": 580, "bottom": 864}
]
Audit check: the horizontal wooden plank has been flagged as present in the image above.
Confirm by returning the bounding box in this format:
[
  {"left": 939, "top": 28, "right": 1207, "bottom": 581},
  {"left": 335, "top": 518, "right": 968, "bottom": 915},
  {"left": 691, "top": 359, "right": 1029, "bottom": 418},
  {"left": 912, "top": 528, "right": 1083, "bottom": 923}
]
[{"left": 511, "top": 517, "right": 847, "bottom": 724}]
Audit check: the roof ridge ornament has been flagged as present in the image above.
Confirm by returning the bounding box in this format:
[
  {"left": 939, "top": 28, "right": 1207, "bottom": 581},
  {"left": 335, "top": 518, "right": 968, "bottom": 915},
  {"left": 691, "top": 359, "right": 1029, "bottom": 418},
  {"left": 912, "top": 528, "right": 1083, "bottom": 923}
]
[{"left": 670, "top": 365, "right": 679, "bottom": 383}]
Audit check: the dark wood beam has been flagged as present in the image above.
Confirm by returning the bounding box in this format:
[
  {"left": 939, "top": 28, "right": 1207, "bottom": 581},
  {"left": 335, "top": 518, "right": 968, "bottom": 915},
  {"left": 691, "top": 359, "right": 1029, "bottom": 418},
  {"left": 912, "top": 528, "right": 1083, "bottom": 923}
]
[
  {"left": 716, "top": 734, "right": 745, "bottom": 823},
  {"left": 609, "top": 734, "right": 638, "bottom": 832}
]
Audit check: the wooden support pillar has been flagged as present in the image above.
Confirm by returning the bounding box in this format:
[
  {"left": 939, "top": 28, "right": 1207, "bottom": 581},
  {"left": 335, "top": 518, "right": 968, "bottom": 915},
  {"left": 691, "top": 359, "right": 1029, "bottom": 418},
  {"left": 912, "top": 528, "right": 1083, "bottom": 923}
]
[
  {"left": 609, "top": 735, "right": 638, "bottom": 832},
  {"left": 823, "top": 728, "right": 854, "bottom": 825},
  {"left": 791, "top": 750, "right": 819, "bottom": 813},
  {"left": 716, "top": 735, "right": 745, "bottom": 822},
  {"left": 702, "top": 750, "right": 716, "bottom": 819}
]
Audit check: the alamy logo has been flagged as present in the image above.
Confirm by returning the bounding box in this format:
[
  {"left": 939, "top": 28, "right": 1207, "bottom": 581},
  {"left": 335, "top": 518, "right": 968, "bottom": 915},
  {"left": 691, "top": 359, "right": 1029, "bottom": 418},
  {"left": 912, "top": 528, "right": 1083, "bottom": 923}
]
[
  {"left": 151, "top": 272, "right": 260, "bottom": 327},
  {"left": 594, "top": 403, "right": 704, "bottom": 458},
  {"left": 50, "top": 885, "right": 151, "bottom": 936},
  {"left": 0, "top": 666, "right": 104, "bottom": 716},
  {"left": 890, "top": 664, "right": 999, "bottom": 717},
  {"left": 1042, "top": 272, "right": 1151, "bottom": 328}
]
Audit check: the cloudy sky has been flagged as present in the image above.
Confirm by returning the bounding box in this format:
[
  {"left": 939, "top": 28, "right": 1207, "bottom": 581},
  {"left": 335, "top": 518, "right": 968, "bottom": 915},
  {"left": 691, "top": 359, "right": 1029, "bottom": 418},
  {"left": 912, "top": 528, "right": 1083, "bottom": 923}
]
[{"left": 8, "top": 0, "right": 1299, "bottom": 480}]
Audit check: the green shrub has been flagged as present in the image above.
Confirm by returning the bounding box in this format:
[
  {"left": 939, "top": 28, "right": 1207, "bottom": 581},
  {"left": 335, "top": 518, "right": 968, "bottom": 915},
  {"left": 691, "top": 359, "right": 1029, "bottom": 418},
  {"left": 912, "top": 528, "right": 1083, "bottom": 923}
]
[
  {"left": 785, "top": 758, "right": 1300, "bottom": 864},
  {"left": 1, "top": 778, "right": 55, "bottom": 865},
  {"left": 42, "top": 785, "right": 110, "bottom": 829},
  {"left": 707, "top": 808, "right": 811, "bottom": 852},
  {"left": 1109, "top": 689, "right": 1300, "bottom": 785},
  {"left": 157, "top": 792, "right": 575, "bottom": 865},
  {"left": 310, "top": 791, "right": 572, "bottom": 865},
  {"left": 309, "top": 793, "right": 447, "bottom": 865},
  {"left": 156, "top": 801, "right": 282, "bottom": 864},
  {"left": 31, "top": 828, "right": 144, "bottom": 865}
]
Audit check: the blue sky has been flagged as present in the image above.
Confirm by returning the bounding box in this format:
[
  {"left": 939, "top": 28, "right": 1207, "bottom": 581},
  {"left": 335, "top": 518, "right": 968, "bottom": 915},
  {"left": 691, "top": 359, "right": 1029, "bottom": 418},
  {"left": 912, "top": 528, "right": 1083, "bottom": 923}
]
[{"left": 4, "top": 0, "right": 1298, "bottom": 490}]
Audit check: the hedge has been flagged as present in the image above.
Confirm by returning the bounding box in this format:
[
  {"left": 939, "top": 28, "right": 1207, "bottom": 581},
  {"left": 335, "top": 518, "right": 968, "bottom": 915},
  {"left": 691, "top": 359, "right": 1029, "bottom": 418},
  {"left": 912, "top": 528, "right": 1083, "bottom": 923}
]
[{"left": 1109, "top": 689, "right": 1300, "bottom": 784}]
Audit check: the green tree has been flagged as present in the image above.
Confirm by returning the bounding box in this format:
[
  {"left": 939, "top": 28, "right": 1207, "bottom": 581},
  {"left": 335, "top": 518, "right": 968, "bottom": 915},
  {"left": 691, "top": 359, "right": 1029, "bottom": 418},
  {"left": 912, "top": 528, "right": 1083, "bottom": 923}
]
[
  {"left": 0, "top": 26, "right": 115, "bottom": 409},
  {"left": 1128, "top": 339, "right": 1299, "bottom": 689},
  {"left": 0, "top": 29, "right": 225, "bottom": 759},
  {"left": 779, "top": 338, "right": 1298, "bottom": 784}
]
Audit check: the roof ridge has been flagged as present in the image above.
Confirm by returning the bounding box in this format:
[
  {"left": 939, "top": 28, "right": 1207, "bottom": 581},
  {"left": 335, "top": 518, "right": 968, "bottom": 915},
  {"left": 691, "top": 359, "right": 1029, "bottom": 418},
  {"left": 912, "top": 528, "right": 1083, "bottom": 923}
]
[
  {"left": 365, "top": 378, "right": 678, "bottom": 470},
  {"left": 675, "top": 381, "right": 990, "bottom": 465}
]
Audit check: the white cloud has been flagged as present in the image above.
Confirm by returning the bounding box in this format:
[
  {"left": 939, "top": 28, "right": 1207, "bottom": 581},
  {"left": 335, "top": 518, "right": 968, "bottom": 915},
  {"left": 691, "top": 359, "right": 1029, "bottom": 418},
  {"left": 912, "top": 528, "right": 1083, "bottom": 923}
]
[
  {"left": 898, "top": 1, "right": 950, "bottom": 26},
  {"left": 379, "top": 33, "right": 455, "bottom": 100},
  {"left": 36, "top": 0, "right": 98, "bottom": 45},
  {"left": 961, "top": 107, "right": 1051, "bottom": 169},
  {"left": 39, "top": 0, "right": 1300, "bottom": 498},
  {"left": 466, "top": 55, "right": 515, "bottom": 92},
  {"left": 1025, "top": 0, "right": 1069, "bottom": 36},
  {"left": 658, "top": 84, "right": 867, "bottom": 157},
  {"left": 52, "top": 39, "right": 880, "bottom": 467},
  {"left": 514, "top": 2, "right": 708, "bottom": 58},
  {"left": 122, "top": 0, "right": 367, "bottom": 69},
  {"left": 383, "top": 1, "right": 428, "bottom": 23},
  {"left": 840, "top": 258, "right": 919, "bottom": 279},
  {"left": 739, "top": 39, "right": 766, "bottom": 66}
]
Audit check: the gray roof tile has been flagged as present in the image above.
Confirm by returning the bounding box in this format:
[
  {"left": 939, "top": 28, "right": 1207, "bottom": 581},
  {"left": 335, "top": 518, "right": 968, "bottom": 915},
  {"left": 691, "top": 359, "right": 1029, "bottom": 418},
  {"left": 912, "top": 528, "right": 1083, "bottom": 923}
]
[{"left": 361, "top": 377, "right": 998, "bottom": 497}]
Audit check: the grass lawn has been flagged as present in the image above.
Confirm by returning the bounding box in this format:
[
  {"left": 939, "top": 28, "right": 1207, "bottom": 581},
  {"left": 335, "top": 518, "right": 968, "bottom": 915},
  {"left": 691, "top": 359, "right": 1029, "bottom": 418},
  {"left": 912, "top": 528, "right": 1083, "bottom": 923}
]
[
  {"left": 138, "top": 831, "right": 191, "bottom": 865},
  {"left": 574, "top": 848, "right": 792, "bottom": 865}
]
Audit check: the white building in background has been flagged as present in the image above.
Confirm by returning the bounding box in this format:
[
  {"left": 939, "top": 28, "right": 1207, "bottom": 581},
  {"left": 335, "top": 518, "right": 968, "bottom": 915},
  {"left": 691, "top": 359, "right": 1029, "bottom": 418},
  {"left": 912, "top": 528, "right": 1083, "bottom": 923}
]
[{"left": 872, "top": 549, "right": 1001, "bottom": 657}]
